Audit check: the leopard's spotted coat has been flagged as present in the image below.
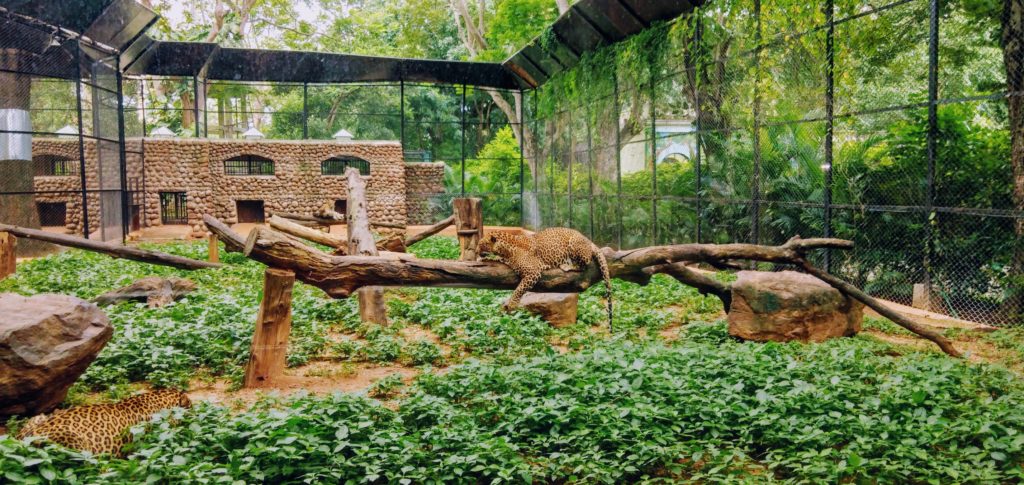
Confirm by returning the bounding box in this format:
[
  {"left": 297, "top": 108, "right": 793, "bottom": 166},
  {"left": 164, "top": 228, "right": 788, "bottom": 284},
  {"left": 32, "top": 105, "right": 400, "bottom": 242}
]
[
  {"left": 479, "top": 227, "right": 613, "bottom": 328},
  {"left": 17, "top": 389, "right": 191, "bottom": 456}
]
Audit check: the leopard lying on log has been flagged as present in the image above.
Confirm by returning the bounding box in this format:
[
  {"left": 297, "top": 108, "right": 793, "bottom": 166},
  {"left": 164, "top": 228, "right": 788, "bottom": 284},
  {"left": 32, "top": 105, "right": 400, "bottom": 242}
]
[{"left": 479, "top": 227, "right": 613, "bottom": 329}]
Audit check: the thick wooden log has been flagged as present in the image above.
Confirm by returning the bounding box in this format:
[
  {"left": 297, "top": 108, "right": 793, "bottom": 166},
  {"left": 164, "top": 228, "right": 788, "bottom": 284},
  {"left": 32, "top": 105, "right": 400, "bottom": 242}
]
[
  {"left": 453, "top": 198, "right": 483, "bottom": 261},
  {"left": 226, "top": 223, "right": 849, "bottom": 296},
  {"left": 646, "top": 262, "right": 732, "bottom": 311},
  {"left": 0, "top": 232, "right": 15, "bottom": 280},
  {"left": 345, "top": 169, "right": 377, "bottom": 256},
  {"left": 795, "top": 258, "right": 961, "bottom": 357},
  {"left": 0, "top": 223, "right": 219, "bottom": 270},
  {"left": 270, "top": 215, "right": 347, "bottom": 249},
  {"left": 345, "top": 168, "right": 387, "bottom": 324},
  {"left": 211, "top": 220, "right": 955, "bottom": 355},
  {"left": 244, "top": 268, "right": 295, "bottom": 388},
  {"left": 208, "top": 234, "right": 219, "bottom": 263},
  {"left": 405, "top": 215, "right": 455, "bottom": 247},
  {"left": 269, "top": 215, "right": 404, "bottom": 254}
]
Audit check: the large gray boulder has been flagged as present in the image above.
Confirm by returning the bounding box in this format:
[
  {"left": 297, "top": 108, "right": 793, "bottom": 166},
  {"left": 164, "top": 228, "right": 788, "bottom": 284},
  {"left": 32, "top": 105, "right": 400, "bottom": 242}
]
[
  {"left": 0, "top": 293, "right": 112, "bottom": 417},
  {"left": 728, "top": 271, "right": 863, "bottom": 343}
]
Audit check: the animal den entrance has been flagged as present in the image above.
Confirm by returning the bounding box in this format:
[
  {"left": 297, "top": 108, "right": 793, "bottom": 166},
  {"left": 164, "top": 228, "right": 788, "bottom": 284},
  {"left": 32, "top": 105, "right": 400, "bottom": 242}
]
[{"left": 236, "top": 200, "right": 266, "bottom": 223}]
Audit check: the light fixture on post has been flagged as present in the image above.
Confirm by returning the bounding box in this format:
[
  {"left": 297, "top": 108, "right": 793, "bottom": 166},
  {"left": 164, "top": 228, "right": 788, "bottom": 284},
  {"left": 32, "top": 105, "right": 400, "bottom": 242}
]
[
  {"left": 243, "top": 126, "right": 265, "bottom": 140},
  {"left": 332, "top": 129, "right": 353, "bottom": 141},
  {"left": 150, "top": 126, "right": 176, "bottom": 138}
]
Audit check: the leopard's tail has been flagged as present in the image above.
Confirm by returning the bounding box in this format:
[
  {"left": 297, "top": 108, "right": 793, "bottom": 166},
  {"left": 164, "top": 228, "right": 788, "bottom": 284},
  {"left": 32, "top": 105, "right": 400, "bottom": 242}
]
[{"left": 594, "top": 246, "right": 613, "bottom": 331}]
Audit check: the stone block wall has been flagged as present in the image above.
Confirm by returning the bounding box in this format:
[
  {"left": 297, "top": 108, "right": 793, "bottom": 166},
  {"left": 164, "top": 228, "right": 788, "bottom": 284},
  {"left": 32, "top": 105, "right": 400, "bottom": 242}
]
[
  {"left": 404, "top": 162, "right": 447, "bottom": 225},
  {"left": 30, "top": 138, "right": 99, "bottom": 235},
  {"left": 28, "top": 138, "right": 445, "bottom": 237}
]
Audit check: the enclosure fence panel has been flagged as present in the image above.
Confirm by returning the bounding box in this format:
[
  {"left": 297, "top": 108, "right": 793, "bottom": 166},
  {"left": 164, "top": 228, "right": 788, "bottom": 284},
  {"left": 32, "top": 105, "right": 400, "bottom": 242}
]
[
  {"left": 0, "top": 15, "right": 131, "bottom": 255},
  {"left": 524, "top": 0, "right": 1024, "bottom": 326}
]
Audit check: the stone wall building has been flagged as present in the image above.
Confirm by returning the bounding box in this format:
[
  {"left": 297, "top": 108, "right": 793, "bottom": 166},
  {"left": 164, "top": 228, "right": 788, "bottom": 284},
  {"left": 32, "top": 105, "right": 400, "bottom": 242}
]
[{"left": 28, "top": 137, "right": 446, "bottom": 237}]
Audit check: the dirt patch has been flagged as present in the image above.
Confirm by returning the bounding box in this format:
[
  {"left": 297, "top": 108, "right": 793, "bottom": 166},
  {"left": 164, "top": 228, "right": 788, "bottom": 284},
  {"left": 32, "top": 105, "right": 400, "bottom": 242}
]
[{"left": 187, "top": 364, "right": 419, "bottom": 407}]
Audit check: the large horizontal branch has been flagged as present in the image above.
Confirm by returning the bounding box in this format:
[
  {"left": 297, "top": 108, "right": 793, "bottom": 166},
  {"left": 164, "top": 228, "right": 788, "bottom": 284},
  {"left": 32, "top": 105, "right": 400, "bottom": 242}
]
[
  {"left": 206, "top": 217, "right": 848, "bottom": 296},
  {"left": 0, "top": 223, "right": 219, "bottom": 270},
  {"left": 204, "top": 218, "right": 958, "bottom": 356}
]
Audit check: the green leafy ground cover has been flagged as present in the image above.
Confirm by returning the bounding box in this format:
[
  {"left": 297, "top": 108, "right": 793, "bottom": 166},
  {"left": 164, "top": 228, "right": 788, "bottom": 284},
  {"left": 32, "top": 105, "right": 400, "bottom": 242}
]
[{"left": 2, "top": 238, "right": 1024, "bottom": 483}]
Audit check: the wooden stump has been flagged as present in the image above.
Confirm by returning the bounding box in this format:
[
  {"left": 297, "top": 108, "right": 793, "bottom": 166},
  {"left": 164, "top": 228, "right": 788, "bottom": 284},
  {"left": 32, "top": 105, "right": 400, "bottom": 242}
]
[
  {"left": 0, "top": 232, "right": 15, "bottom": 280},
  {"left": 453, "top": 198, "right": 483, "bottom": 261},
  {"left": 208, "top": 234, "right": 220, "bottom": 263},
  {"left": 244, "top": 268, "right": 295, "bottom": 388},
  {"left": 358, "top": 287, "right": 388, "bottom": 324}
]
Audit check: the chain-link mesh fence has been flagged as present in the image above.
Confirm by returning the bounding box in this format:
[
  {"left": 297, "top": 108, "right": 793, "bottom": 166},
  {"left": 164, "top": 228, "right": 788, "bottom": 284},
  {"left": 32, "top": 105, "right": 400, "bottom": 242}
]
[
  {"left": 525, "top": 0, "right": 1023, "bottom": 326},
  {"left": 0, "top": 15, "right": 132, "bottom": 255}
]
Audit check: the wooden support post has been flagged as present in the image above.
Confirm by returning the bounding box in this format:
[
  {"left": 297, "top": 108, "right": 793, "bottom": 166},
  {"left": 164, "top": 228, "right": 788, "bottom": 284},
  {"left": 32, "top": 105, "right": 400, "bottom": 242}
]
[
  {"left": 208, "top": 234, "right": 219, "bottom": 263},
  {"left": 346, "top": 168, "right": 388, "bottom": 324},
  {"left": 358, "top": 286, "right": 388, "bottom": 324},
  {"left": 453, "top": 198, "right": 483, "bottom": 261},
  {"left": 244, "top": 268, "right": 295, "bottom": 388},
  {"left": 0, "top": 232, "right": 15, "bottom": 280}
]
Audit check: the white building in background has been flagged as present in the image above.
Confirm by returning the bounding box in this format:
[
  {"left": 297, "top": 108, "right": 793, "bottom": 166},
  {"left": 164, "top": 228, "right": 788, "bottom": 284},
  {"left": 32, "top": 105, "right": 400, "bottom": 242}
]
[{"left": 620, "top": 119, "right": 697, "bottom": 175}]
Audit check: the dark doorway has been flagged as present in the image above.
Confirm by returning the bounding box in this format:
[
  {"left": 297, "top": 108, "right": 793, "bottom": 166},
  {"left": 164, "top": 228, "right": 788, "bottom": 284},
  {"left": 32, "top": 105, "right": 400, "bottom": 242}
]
[
  {"left": 130, "top": 205, "right": 142, "bottom": 231},
  {"left": 37, "top": 202, "right": 67, "bottom": 227},
  {"left": 334, "top": 199, "right": 347, "bottom": 214},
  {"left": 160, "top": 192, "right": 187, "bottom": 224},
  {"left": 236, "top": 200, "right": 265, "bottom": 223}
]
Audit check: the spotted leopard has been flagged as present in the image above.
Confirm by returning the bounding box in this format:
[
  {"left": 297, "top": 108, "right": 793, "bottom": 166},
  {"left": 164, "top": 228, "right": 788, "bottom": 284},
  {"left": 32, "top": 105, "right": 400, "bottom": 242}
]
[
  {"left": 17, "top": 389, "right": 191, "bottom": 456},
  {"left": 479, "top": 227, "right": 613, "bottom": 328}
]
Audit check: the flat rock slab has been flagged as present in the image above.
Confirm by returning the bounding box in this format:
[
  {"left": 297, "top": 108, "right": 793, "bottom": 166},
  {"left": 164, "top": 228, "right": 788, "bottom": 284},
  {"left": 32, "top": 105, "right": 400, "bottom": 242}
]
[
  {"left": 728, "top": 270, "right": 863, "bottom": 343},
  {"left": 0, "top": 293, "right": 112, "bottom": 417},
  {"left": 521, "top": 292, "right": 578, "bottom": 327},
  {"left": 93, "top": 276, "right": 196, "bottom": 308}
]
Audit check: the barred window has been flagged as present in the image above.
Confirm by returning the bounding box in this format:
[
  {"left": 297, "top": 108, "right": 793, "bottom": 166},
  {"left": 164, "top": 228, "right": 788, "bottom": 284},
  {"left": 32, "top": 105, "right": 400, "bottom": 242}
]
[
  {"left": 224, "top": 155, "right": 274, "bottom": 176},
  {"left": 34, "top": 155, "right": 79, "bottom": 176},
  {"left": 321, "top": 156, "right": 370, "bottom": 176}
]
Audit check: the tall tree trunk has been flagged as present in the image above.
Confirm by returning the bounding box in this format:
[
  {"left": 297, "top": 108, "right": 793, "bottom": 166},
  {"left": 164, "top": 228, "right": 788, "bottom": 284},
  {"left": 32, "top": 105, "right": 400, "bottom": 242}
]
[{"left": 1005, "top": 0, "right": 1024, "bottom": 323}]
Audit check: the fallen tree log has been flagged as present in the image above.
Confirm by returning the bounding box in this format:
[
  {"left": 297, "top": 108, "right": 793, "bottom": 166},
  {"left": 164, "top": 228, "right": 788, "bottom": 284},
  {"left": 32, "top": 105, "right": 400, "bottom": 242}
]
[
  {"left": 205, "top": 218, "right": 959, "bottom": 357},
  {"left": 0, "top": 223, "right": 219, "bottom": 270},
  {"left": 269, "top": 215, "right": 405, "bottom": 254},
  {"left": 269, "top": 215, "right": 346, "bottom": 249},
  {"left": 405, "top": 215, "right": 455, "bottom": 247}
]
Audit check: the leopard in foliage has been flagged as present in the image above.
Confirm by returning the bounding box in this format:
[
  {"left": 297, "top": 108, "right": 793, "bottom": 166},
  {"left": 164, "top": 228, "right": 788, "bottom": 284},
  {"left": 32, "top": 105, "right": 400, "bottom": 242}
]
[
  {"left": 479, "top": 227, "right": 613, "bottom": 328},
  {"left": 16, "top": 389, "right": 191, "bottom": 456}
]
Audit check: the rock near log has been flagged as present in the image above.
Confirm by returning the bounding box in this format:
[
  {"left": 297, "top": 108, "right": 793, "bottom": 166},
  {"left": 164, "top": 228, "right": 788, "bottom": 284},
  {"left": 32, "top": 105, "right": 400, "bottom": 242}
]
[
  {"left": 728, "top": 271, "right": 863, "bottom": 343},
  {"left": 92, "top": 277, "right": 196, "bottom": 308},
  {"left": 520, "top": 292, "right": 579, "bottom": 328},
  {"left": 0, "top": 293, "right": 112, "bottom": 416}
]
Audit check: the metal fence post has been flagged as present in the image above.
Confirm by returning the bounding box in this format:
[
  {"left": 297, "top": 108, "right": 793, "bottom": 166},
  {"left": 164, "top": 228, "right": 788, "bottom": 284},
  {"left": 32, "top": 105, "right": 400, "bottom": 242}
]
[
  {"left": 568, "top": 106, "right": 574, "bottom": 229},
  {"left": 302, "top": 82, "right": 309, "bottom": 139},
  {"left": 74, "top": 41, "right": 90, "bottom": 239},
  {"left": 116, "top": 58, "right": 130, "bottom": 241},
  {"left": 924, "top": 0, "right": 940, "bottom": 300},
  {"left": 614, "top": 72, "right": 623, "bottom": 248},
  {"left": 400, "top": 80, "right": 406, "bottom": 150},
  {"left": 751, "top": 0, "right": 763, "bottom": 246},
  {"left": 586, "top": 104, "right": 596, "bottom": 240},
  {"left": 824, "top": 0, "right": 835, "bottom": 272},
  {"left": 461, "top": 84, "right": 467, "bottom": 196},
  {"left": 518, "top": 88, "right": 525, "bottom": 228},
  {"left": 193, "top": 76, "right": 200, "bottom": 137},
  {"left": 694, "top": 10, "right": 703, "bottom": 244},
  {"left": 650, "top": 81, "right": 658, "bottom": 246}
]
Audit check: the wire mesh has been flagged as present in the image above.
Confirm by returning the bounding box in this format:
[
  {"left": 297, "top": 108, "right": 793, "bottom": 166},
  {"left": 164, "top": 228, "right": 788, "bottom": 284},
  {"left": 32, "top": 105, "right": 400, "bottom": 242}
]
[{"left": 525, "top": 0, "right": 1023, "bottom": 326}]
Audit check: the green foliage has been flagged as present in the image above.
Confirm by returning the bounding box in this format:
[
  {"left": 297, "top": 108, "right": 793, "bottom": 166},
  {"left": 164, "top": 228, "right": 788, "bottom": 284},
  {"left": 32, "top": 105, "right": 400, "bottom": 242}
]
[
  {"left": 367, "top": 374, "right": 406, "bottom": 399},
  {"left": 0, "top": 244, "right": 349, "bottom": 391},
  {"left": 6, "top": 331, "right": 1024, "bottom": 483}
]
